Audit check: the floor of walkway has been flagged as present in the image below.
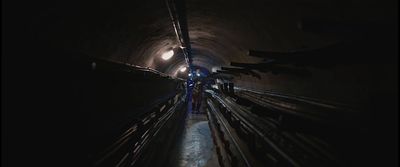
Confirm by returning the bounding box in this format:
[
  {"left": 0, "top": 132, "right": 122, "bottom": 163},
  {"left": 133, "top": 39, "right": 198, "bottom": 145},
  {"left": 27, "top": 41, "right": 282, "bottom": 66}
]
[{"left": 167, "top": 99, "right": 220, "bottom": 167}]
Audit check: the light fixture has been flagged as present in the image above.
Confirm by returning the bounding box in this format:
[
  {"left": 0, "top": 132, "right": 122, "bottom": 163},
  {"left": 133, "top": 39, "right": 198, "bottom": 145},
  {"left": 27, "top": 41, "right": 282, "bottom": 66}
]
[
  {"left": 188, "top": 73, "right": 192, "bottom": 77},
  {"left": 91, "top": 62, "right": 96, "bottom": 70},
  {"left": 179, "top": 66, "right": 187, "bottom": 72},
  {"left": 161, "top": 50, "right": 174, "bottom": 60},
  {"left": 196, "top": 73, "right": 200, "bottom": 77}
]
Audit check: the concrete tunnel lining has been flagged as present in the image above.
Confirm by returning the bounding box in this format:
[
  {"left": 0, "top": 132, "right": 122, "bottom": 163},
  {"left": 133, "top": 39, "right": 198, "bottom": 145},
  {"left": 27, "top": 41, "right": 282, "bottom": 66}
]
[
  {"left": 2, "top": 0, "right": 397, "bottom": 166},
  {"left": 68, "top": 0, "right": 397, "bottom": 105}
]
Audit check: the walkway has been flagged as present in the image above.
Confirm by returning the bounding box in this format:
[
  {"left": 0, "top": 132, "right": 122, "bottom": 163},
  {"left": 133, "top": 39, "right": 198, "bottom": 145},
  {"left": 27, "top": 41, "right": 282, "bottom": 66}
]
[{"left": 167, "top": 99, "right": 220, "bottom": 167}]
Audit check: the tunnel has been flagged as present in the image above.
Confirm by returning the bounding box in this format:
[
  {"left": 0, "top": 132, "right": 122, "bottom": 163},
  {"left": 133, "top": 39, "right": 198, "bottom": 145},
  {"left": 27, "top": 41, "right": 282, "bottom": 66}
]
[{"left": 2, "top": 0, "right": 398, "bottom": 167}]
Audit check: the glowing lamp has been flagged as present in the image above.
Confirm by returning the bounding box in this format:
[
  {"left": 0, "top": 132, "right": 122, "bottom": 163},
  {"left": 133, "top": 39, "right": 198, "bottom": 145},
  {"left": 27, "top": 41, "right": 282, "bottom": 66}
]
[
  {"left": 179, "top": 66, "right": 187, "bottom": 72},
  {"left": 161, "top": 50, "right": 174, "bottom": 60}
]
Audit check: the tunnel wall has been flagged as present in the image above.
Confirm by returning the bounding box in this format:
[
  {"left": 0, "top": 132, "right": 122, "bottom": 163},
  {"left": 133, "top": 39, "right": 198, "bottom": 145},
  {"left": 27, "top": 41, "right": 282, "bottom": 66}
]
[
  {"left": 230, "top": 29, "right": 398, "bottom": 166},
  {"left": 233, "top": 63, "right": 397, "bottom": 106},
  {"left": 232, "top": 28, "right": 398, "bottom": 107},
  {"left": 70, "top": 58, "right": 184, "bottom": 156}
]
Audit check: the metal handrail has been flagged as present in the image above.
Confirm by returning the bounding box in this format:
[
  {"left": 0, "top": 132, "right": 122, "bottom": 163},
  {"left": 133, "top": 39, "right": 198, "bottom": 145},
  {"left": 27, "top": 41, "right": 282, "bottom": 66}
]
[
  {"left": 92, "top": 57, "right": 185, "bottom": 81},
  {"left": 207, "top": 89, "right": 342, "bottom": 167},
  {"left": 233, "top": 87, "right": 360, "bottom": 112},
  {"left": 207, "top": 90, "right": 302, "bottom": 167},
  {"left": 234, "top": 88, "right": 361, "bottom": 126},
  {"left": 207, "top": 98, "right": 252, "bottom": 167},
  {"left": 92, "top": 93, "right": 184, "bottom": 167}
]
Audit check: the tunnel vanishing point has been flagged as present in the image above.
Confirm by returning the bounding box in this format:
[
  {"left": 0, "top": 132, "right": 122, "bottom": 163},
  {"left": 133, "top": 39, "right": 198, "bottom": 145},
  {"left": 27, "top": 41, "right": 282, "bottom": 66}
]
[{"left": 2, "top": 0, "right": 398, "bottom": 167}]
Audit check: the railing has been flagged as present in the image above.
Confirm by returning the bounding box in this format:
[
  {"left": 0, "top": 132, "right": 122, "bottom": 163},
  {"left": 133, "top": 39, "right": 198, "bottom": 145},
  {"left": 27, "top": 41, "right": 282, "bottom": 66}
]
[
  {"left": 206, "top": 89, "right": 342, "bottom": 167},
  {"left": 90, "top": 57, "right": 185, "bottom": 81},
  {"left": 207, "top": 98, "right": 252, "bottom": 167},
  {"left": 234, "top": 87, "right": 360, "bottom": 112},
  {"left": 91, "top": 92, "right": 186, "bottom": 167},
  {"left": 233, "top": 87, "right": 361, "bottom": 126}
]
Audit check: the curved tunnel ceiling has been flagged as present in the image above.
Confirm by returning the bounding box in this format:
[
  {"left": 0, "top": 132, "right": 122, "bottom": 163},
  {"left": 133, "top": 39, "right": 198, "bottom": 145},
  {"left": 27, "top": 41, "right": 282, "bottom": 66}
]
[{"left": 75, "top": 0, "right": 395, "bottom": 77}]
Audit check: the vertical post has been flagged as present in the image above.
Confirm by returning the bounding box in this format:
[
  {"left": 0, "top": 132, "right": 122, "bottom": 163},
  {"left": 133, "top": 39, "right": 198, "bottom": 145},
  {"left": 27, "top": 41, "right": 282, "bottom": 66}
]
[
  {"left": 228, "top": 83, "right": 234, "bottom": 96},
  {"left": 223, "top": 83, "right": 229, "bottom": 94},
  {"left": 219, "top": 83, "right": 224, "bottom": 93}
]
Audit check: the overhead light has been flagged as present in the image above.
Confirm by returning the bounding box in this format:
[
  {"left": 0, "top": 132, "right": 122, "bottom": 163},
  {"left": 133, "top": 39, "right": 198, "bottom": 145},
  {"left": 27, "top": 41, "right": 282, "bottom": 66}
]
[
  {"left": 161, "top": 50, "right": 174, "bottom": 60},
  {"left": 91, "top": 62, "right": 96, "bottom": 70},
  {"left": 179, "top": 66, "right": 187, "bottom": 72},
  {"left": 188, "top": 73, "right": 192, "bottom": 77},
  {"left": 211, "top": 67, "right": 218, "bottom": 72},
  {"left": 196, "top": 73, "right": 200, "bottom": 77}
]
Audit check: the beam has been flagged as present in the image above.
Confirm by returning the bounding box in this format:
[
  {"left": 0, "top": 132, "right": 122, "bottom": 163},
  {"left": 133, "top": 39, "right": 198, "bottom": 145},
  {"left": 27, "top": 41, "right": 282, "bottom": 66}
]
[
  {"left": 166, "top": 0, "right": 193, "bottom": 70},
  {"left": 230, "top": 62, "right": 311, "bottom": 77},
  {"left": 216, "top": 70, "right": 240, "bottom": 76},
  {"left": 209, "top": 72, "right": 235, "bottom": 80},
  {"left": 221, "top": 67, "right": 246, "bottom": 72},
  {"left": 230, "top": 62, "right": 265, "bottom": 68},
  {"left": 248, "top": 50, "right": 294, "bottom": 60},
  {"left": 220, "top": 67, "right": 261, "bottom": 79}
]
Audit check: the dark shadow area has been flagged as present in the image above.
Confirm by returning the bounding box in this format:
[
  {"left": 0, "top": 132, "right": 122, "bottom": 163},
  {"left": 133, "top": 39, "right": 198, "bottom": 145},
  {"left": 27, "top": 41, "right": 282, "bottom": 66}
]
[{"left": 2, "top": 0, "right": 398, "bottom": 167}]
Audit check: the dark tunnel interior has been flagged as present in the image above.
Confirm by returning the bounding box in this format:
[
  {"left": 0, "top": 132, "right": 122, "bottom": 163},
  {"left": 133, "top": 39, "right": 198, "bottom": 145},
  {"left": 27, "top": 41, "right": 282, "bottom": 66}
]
[{"left": 2, "top": 0, "right": 398, "bottom": 167}]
